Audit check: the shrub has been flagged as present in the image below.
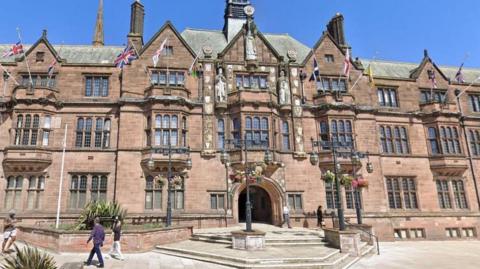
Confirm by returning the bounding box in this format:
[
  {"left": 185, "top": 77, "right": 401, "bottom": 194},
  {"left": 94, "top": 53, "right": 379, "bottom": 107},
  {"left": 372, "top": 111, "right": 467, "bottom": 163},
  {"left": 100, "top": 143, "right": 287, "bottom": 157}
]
[
  {"left": 75, "top": 201, "right": 127, "bottom": 230},
  {"left": 1, "top": 245, "right": 57, "bottom": 269}
]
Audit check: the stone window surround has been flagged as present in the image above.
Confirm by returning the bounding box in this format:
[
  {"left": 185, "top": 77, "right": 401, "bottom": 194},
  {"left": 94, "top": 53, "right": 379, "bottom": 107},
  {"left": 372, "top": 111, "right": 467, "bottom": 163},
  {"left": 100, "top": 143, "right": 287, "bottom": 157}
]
[
  {"left": 384, "top": 176, "right": 420, "bottom": 210},
  {"left": 324, "top": 181, "right": 364, "bottom": 212},
  {"left": 287, "top": 192, "right": 303, "bottom": 213},
  {"left": 378, "top": 125, "right": 411, "bottom": 155},
  {"left": 4, "top": 174, "right": 47, "bottom": 211},
  {"left": 83, "top": 74, "right": 110, "bottom": 97},
  {"left": 394, "top": 228, "right": 426, "bottom": 239},
  {"left": 235, "top": 72, "right": 269, "bottom": 91},
  {"left": 150, "top": 69, "right": 186, "bottom": 88},
  {"left": 317, "top": 117, "right": 355, "bottom": 151},
  {"left": 377, "top": 86, "right": 399, "bottom": 108},
  {"left": 68, "top": 173, "right": 109, "bottom": 210},
  {"left": 209, "top": 192, "right": 226, "bottom": 210},
  {"left": 468, "top": 129, "right": 480, "bottom": 156},
  {"left": 75, "top": 117, "right": 111, "bottom": 149},
  {"left": 143, "top": 173, "right": 185, "bottom": 212},
  {"left": 145, "top": 112, "right": 188, "bottom": 148},
  {"left": 426, "top": 125, "right": 463, "bottom": 156},
  {"left": 21, "top": 73, "right": 56, "bottom": 88},
  {"left": 435, "top": 177, "right": 470, "bottom": 210},
  {"left": 13, "top": 113, "right": 52, "bottom": 147},
  {"left": 419, "top": 88, "right": 447, "bottom": 104}
]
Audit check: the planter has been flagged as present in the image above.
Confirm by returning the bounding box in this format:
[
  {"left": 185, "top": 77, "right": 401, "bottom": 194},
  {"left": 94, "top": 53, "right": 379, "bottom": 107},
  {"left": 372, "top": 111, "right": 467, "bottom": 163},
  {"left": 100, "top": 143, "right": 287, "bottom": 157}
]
[
  {"left": 231, "top": 230, "right": 266, "bottom": 250},
  {"left": 16, "top": 225, "right": 193, "bottom": 253},
  {"left": 324, "top": 228, "right": 361, "bottom": 257}
]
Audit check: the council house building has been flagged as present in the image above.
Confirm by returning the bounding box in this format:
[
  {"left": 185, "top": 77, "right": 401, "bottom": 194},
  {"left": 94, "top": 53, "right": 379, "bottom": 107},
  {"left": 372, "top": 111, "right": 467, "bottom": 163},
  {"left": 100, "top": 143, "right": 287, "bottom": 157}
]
[{"left": 0, "top": 0, "right": 479, "bottom": 241}]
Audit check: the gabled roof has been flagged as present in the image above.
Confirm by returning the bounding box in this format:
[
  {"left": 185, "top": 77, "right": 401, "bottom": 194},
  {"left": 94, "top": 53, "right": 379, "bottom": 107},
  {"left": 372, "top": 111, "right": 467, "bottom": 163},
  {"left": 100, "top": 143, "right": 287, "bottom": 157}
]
[
  {"left": 0, "top": 44, "right": 123, "bottom": 65},
  {"left": 361, "top": 58, "right": 480, "bottom": 84},
  {"left": 409, "top": 53, "right": 449, "bottom": 82},
  {"left": 23, "top": 30, "right": 62, "bottom": 62},
  {"left": 181, "top": 28, "right": 310, "bottom": 63},
  {"left": 140, "top": 21, "right": 196, "bottom": 58},
  {"left": 302, "top": 31, "right": 345, "bottom": 66}
]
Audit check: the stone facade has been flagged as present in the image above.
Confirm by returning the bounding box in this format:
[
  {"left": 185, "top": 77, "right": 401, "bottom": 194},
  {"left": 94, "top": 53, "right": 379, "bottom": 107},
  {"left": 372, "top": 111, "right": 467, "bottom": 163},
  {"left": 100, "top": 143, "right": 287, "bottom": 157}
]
[{"left": 0, "top": 1, "right": 479, "bottom": 241}]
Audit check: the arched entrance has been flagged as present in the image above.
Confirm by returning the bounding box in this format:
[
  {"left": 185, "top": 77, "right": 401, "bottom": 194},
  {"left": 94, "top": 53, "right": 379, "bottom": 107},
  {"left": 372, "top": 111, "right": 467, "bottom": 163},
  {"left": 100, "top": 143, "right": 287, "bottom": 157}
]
[{"left": 238, "top": 186, "right": 272, "bottom": 224}]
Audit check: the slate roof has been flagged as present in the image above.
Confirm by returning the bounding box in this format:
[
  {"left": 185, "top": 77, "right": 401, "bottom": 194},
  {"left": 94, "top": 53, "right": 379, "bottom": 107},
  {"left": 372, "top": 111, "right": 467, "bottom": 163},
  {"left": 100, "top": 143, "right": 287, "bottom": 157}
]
[
  {"left": 0, "top": 44, "right": 124, "bottom": 65},
  {"left": 361, "top": 59, "right": 480, "bottom": 84}
]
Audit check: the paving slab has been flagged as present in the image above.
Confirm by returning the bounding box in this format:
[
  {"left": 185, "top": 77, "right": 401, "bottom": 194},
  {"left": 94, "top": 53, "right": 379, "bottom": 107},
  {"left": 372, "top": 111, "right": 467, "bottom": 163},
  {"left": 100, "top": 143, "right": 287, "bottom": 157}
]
[{"left": 351, "top": 241, "right": 480, "bottom": 269}]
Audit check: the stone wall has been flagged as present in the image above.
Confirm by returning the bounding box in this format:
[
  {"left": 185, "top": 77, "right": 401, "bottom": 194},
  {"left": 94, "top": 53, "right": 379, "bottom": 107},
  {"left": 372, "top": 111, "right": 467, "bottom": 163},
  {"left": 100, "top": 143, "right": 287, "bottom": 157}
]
[{"left": 16, "top": 225, "right": 193, "bottom": 253}]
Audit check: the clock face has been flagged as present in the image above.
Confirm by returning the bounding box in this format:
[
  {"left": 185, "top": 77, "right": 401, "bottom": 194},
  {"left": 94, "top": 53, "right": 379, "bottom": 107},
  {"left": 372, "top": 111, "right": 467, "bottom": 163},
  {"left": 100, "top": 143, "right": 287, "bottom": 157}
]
[{"left": 244, "top": 5, "right": 255, "bottom": 16}]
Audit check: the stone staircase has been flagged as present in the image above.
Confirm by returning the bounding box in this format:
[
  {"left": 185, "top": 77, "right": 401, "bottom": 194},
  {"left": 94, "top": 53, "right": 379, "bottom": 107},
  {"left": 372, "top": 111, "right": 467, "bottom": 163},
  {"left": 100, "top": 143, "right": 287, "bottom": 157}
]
[{"left": 155, "top": 225, "right": 376, "bottom": 269}]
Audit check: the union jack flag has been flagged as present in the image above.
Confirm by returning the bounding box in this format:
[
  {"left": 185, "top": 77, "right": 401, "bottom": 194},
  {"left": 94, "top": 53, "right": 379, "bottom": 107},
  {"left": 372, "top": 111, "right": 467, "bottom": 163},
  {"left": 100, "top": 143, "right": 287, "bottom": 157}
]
[
  {"left": 114, "top": 46, "right": 137, "bottom": 69},
  {"left": 2, "top": 41, "right": 24, "bottom": 58}
]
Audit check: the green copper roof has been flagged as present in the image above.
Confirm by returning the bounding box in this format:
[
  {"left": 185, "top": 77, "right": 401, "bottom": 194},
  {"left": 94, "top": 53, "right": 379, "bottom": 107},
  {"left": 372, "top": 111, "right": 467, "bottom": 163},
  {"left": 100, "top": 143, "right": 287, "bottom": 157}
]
[
  {"left": 0, "top": 44, "right": 123, "bottom": 65},
  {"left": 361, "top": 59, "right": 480, "bottom": 84}
]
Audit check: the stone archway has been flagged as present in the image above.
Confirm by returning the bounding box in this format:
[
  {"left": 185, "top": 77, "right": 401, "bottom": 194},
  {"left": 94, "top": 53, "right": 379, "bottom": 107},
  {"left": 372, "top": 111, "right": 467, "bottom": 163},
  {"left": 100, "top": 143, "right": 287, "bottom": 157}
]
[{"left": 232, "top": 177, "right": 285, "bottom": 226}]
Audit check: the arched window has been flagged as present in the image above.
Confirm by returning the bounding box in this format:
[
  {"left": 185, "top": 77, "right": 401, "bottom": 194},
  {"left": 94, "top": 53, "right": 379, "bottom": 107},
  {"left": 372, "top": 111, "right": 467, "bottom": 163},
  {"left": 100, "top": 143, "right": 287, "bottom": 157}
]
[
  {"left": 218, "top": 119, "right": 225, "bottom": 149},
  {"left": 22, "top": 115, "right": 31, "bottom": 145},
  {"left": 94, "top": 119, "right": 104, "bottom": 148},
  {"left": 30, "top": 115, "right": 40, "bottom": 146},
  {"left": 91, "top": 175, "right": 107, "bottom": 202},
  {"left": 42, "top": 116, "right": 51, "bottom": 146},
  {"left": 379, "top": 126, "right": 387, "bottom": 153},
  {"left": 103, "top": 119, "right": 111, "bottom": 148},
  {"left": 182, "top": 117, "right": 187, "bottom": 147},
  {"left": 14, "top": 115, "right": 23, "bottom": 145},
  {"left": 232, "top": 118, "right": 240, "bottom": 146},
  {"left": 27, "top": 176, "right": 45, "bottom": 210},
  {"left": 84, "top": 118, "right": 93, "bottom": 147},
  {"left": 245, "top": 116, "right": 269, "bottom": 148},
  {"left": 428, "top": 127, "right": 440, "bottom": 155},
  {"left": 69, "top": 175, "right": 87, "bottom": 209},
  {"left": 145, "top": 176, "right": 162, "bottom": 210}
]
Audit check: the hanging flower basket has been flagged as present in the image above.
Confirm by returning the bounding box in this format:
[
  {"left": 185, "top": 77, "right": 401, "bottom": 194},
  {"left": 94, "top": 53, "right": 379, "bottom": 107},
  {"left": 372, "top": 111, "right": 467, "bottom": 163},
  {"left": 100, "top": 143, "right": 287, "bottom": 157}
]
[
  {"left": 171, "top": 176, "right": 183, "bottom": 189},
  {"left": 322, "top": 170, "right": 335, "bottom": 182},
  {"left": 355, "top": 177, "right": 369, "bottom": 188},
  {"left": 340, "top": 174, "right": 353, "bottom": 186}
]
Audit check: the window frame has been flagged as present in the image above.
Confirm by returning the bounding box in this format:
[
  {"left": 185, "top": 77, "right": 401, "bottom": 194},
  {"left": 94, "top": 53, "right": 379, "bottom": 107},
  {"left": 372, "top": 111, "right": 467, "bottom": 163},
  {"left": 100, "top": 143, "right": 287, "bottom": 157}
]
[
  {"left": 377, "top": 87, "right": 399, "bottom": 108},
  {"left": 85, "top": 76, "right": 109, "bottom": 97}
]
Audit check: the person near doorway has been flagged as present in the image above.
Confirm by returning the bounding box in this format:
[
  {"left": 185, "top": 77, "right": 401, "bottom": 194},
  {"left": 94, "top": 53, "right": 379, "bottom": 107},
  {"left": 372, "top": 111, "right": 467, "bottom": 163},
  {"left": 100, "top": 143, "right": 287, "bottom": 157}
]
[
  {"left": 85, "top": 217, "right": 105, "bottom": 268},
  {"left": 109, "top": 216, "right": 124, "bottom": 260},
  {"left": 2, "top": 210, "right": 17, "bottom": 253},
  {"left": 282, "top": 204, "right": 292, "bottom": 228},
  {"left": 317, "top": 205, "right": 324, "bottom": 228}
]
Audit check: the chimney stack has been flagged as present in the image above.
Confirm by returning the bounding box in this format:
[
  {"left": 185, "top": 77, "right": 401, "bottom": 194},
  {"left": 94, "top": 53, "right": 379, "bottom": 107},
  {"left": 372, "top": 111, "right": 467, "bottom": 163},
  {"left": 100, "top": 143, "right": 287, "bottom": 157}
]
[
  {"left": 128, "top": 0, "right": 145, "bottom": 50},
  {"left": 327, "top": 13, "right": 347, "bottom": 50}
]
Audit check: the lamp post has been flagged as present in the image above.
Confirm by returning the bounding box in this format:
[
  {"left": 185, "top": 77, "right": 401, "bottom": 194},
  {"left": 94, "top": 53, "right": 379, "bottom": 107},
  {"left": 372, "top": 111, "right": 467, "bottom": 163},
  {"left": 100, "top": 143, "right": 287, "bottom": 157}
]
[
  {"left": 350, "top": 150, "right": 373, "bottom": 225},
  {"left": 310, "top": 138, "right": 347, "bottom": 231},
  {"left": 220, "top": 150, "right": 230, "bottom": 227},
  {"left": 148, "top": 143, "right": 191, "bottom": 227},
  {"left": 224, "top": 136, "right": 269, "bottom": 232}
]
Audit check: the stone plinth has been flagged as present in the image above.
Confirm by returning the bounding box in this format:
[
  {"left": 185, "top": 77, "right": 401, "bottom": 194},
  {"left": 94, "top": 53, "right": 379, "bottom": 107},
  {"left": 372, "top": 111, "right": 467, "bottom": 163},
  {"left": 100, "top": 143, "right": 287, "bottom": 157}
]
[
  {"left": 346, "top": 224, "right": 375, "bottom": 245},
  {"left": 324, "top": 228, "right": 361, "bottom": 257},
  {"left": 231, "top": 230, "right": 266, "bottom": 250}
]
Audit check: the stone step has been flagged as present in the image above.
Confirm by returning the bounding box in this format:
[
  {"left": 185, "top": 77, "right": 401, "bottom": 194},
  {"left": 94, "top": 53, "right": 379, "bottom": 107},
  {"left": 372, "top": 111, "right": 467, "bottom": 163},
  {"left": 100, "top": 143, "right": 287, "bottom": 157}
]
[
  {"left": 192, "top": 234, "right": 327, "bottom": 247},
  {"left": 154, "top": 247, "right": 352, "bottom": 269}
]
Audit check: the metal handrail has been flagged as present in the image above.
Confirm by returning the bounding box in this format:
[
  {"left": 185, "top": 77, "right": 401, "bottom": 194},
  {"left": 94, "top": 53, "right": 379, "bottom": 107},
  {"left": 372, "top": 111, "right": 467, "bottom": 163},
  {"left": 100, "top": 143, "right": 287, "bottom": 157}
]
[{"left": 345, "top": 220, "right": 380, "bottom": 255}]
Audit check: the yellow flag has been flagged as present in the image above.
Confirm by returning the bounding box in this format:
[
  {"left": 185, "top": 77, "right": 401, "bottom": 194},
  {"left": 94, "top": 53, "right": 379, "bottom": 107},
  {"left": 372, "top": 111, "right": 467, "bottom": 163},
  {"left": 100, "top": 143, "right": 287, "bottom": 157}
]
[{"left": 367, "top": 64, "right": 375, "bottom": 88}]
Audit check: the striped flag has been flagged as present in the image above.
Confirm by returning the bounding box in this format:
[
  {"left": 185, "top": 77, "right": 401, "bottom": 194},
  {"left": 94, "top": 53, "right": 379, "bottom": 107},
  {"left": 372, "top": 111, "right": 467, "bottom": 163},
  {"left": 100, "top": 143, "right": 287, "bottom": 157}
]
[
  {"left": 2, "top": 41, "right": 24, "bottom": 58},
  {"left": 48, "top": 59, "right": 57, "bottom": 77},
  {"left": 152, "top": 38, "right": 168, "bottom": 68},
  {"left": 309, "top": 57, "right": 320, "bottom": 81},
  {"left": 455, "top": 63, "right": 465, "bottom": 84},
  {"left": 343, "top": 48, "right": 351, "bottom": 78}
]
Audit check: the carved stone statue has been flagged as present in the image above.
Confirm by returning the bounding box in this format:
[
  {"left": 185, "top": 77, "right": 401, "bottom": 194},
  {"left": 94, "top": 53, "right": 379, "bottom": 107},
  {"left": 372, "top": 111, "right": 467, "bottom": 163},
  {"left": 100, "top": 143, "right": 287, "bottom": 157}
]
[
  {"left": 245, "top": 18, "right": 257, "bottom": 61},
  {"left": 278, "top": 70, "right": 291, "bottom": 105},
  {"left": 215, "top": 68, "right": 227, "bottom": 103}
]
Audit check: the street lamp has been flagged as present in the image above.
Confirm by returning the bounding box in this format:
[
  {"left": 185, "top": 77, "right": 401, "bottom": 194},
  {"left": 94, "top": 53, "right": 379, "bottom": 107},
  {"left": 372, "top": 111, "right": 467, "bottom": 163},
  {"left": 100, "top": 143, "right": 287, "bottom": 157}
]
[
  {"left": 310, "top": 138, "right": 347, "bottom": 231},
  {"left": 220, "top": 149, "right": 231, "bottom": 227},
  {"left": 224, "top": 136, "right": 270, "bottom": 232}
]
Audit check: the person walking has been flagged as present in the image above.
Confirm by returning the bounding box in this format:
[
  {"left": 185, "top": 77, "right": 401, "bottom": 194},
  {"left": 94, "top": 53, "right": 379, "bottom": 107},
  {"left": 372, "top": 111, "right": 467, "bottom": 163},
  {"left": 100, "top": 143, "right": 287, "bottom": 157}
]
[
  {"left": 84, "top": 217, "right": 105, "bottom": 268},
  {"left": 109, "top": 216, "right": 124, "bottom": 260},
  {"left": 317, "top": 205, "right": 324, "bottom": 228},
  {"left": 282, "top": 204, "right": 292, "bottom": 228},
  {"left": 2, "top": 211, "right": 17, "bottom": 253}
]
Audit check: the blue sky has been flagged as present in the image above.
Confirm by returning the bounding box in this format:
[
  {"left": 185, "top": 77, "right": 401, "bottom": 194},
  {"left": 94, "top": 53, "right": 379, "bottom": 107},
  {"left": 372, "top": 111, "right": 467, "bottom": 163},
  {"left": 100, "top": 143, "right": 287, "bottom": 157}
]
[{"left": 1, "top": 0, "right": 479, "bottom": 68}]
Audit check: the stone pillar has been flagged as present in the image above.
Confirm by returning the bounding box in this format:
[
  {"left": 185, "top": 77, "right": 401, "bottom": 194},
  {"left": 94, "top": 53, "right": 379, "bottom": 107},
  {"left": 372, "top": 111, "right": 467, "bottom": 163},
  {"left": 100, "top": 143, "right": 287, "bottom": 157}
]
[{"left": 202, "top": 62, "right": 216, "bottom": 156}]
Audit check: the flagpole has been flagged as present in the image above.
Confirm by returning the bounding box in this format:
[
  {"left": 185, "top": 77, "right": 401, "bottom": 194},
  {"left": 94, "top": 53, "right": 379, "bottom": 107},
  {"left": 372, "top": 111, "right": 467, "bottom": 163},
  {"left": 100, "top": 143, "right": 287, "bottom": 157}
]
[
  {"left": 16, "top": 28, "right": 33, "bottom": 87},
  {"left": 55, "top": 124, "right": 68, "bottom": 229},
  {"left": 0, "top": 63, "right": 20, "bottom": 86},
  {"left": 348, "top": 73, "right": 363, "bottom": 92},
  {"left": 129, "top": 41, "right": 153, "bottom": 83},
  {"left": 47, "top": 59, "right": 56, "bottom": 88},
  {"left": 457, "top": 77, "right": 480, "bottom": 98}
]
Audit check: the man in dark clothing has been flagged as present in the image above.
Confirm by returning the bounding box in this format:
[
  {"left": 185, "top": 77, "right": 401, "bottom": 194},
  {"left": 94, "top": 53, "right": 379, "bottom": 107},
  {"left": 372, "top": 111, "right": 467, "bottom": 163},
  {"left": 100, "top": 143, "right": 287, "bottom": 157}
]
[
  {"left": 84, "top": 217, "right": 105, "bottom": 268},
  {"left": 317, "top": 205, "right": 324, "bottom": 228}
]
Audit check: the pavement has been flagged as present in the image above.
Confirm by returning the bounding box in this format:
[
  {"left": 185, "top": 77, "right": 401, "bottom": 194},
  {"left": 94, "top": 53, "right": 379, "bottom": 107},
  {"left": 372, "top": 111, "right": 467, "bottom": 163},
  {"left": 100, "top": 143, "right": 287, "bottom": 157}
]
[{"left": 351, "top": 240, "right": 480, "bottom": 269}]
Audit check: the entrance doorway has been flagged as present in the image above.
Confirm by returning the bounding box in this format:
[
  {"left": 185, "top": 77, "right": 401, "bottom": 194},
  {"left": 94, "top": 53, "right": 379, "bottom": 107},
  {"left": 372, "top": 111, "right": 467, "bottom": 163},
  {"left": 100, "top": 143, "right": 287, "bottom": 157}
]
[{"left": 238, "top": 186, "right": 272, "bottom": 224}]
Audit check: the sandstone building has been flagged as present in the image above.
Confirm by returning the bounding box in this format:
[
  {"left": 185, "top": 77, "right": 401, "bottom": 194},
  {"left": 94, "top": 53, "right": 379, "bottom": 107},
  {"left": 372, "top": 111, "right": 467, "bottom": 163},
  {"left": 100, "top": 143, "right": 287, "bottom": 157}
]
[{"left": 0, "top": 0, "right": 479, "bottom": 241}]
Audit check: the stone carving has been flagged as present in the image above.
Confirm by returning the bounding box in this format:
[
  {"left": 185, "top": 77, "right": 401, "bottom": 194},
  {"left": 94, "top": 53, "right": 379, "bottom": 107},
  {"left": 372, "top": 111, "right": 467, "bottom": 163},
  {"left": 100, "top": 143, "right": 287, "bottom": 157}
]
[
  {"left": 215, "top": 67, "right": 227, "bottom": 103},
  {"left": 245, "top": 7, "right": 257, "bottom": 61},
  {"left": 278, "top": 70, "right": 291, "bottom": 105},
  {"left": 287, "top": 50, "right": 297, "bottom": 62},
  {"left": 202, "top": 46, "right": 213, "bottom": 58},
  {"left": 204, "top": 117, "right": 213, "bottom": 150},
  {"left": 293, "top": 98, "right": 303, "bottom": 117},
  {"left": 204, "top": 96, "right": 213, "bottom": 114}
]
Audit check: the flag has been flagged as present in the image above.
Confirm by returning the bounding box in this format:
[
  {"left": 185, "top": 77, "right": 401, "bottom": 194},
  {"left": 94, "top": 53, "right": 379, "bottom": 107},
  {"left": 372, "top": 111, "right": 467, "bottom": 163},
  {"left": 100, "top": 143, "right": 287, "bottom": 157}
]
[
  {"left": 47, "top": 59, "right": 57, "bottom": 77},
  {"left": 343, "top": 48, "right": 351, "bottom": 78},
  {"left": 367, "top": 64, "right": 375, "bottom": 88},
  {"left": 2, "top": 41, "right": 24, "bottom": 58},
  {"left": 152, "top": 38, "right": 168, "bottom": 68},
  {"left": 427, "top": 69, "right": 437, "bottom": 89},
  {"left": 114, "top": 46, "right": 137, "bottom": 69},
  {"left": 188, "top": 55, "right": 199, "bottom": 78},
  {"left": 455, "top": 63, "right": 465, "bottom": 84},
  {"left": 309, "top": 58, "right": 320, "bottom": 81}
]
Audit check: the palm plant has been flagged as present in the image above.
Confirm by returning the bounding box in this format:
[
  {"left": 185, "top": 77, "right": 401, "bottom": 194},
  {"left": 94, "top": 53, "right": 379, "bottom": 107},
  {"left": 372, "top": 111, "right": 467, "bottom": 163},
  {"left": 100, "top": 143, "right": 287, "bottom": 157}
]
[
  {"left": 75, "top": 201, "right": 127, "bottom": 230},
  {"left": 1, "top": 245, "right": 57, "bottom": 269}
]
